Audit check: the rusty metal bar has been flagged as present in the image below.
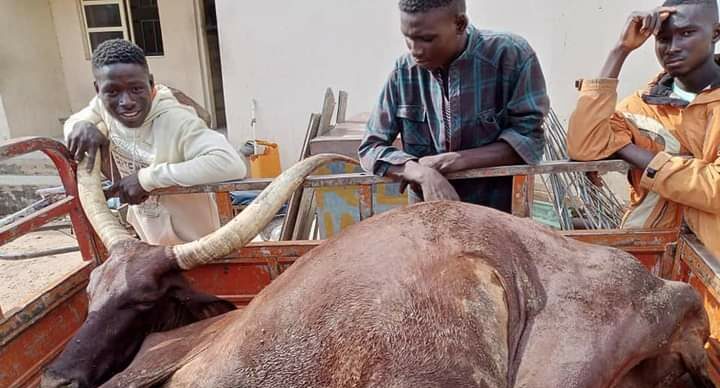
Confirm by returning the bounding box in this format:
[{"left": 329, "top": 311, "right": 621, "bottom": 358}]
[
  {"left": 152, "top": 160, "right": 630, "bottom": 196},
  {"left": 511, "top": 175, "right": 534, "bottom": 218},
  {"left": 215, "top": 192, "right": 235, "bottom": 225},
  {"left": 0, "top": 197, "right": 75, "bottom": 245},
  {"left": 358, "top": 185, "right": 374, "bottom": 220},
  {"left": 0, "top": 137, "right": 100, "bottom": 262}
]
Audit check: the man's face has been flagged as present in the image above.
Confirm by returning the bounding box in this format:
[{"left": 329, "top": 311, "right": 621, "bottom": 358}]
[
  {"left": 655, "top": 4, "right": 720, "bottom": 77},
  {"left": 93, "top": 63, "right": 154, "bottom": 128},
  {"left": 400, "top": 7, "right": 465, "bottom": 70}
]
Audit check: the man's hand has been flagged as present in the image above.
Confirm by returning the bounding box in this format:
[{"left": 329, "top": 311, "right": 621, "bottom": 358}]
[
  {"left": 106, "top": 174, "right": 149, "bottom": 205},
  {"left": 404, "top": 161, "right": 460, "bottom": 202},
  {"left": 67, "top": 121, "right": 109, "bottom": 172},
  {"left": 418, "top": 152, "right": 463, "bottom": 174},
  {"left": 617, "top": 7, "right": 675, "bottom": 52},
  {"left": 600, "top": 7, "right": 675, "bottom": 79}
]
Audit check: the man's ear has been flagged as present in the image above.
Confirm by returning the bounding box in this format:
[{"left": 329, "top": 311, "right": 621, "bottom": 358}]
[
  {"left": 712, "top": 23, "right": 720, "bottom": 44},
  {"left": 93, "top": 80, "right": 99, "bottom": 95},
  {"left": 456, "top": 14, "right": 469, "bottom": 34},
  {"left": 149, "top": 73, "right": 155, "bottom": 87}
]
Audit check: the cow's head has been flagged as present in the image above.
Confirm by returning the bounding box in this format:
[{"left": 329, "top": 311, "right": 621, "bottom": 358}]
[{"left": 42, "top": 152, "right": 354, "bottom": 388}]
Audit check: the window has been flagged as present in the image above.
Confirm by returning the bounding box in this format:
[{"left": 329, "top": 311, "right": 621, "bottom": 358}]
[
  {"left": 128, "top": 0, "right": 163, "bottom": 56},
  {"left": 80, "top": 0, "right": 164, "bottom": 56}
]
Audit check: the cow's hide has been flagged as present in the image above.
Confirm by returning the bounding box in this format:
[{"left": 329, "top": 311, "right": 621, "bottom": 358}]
[{"left": 102, "top": 202, "right": 711, "bottom": 387}]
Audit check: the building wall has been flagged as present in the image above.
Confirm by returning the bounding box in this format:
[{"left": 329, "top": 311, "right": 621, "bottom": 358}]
[
  {"left": 216, "top": 0, "right": 666, "bottom": 169},
  {"left": 0, "top": 0, "right": 72, "bottom": 139},
  {"left": 0, "top": 95, "right": 10, "bottom": 141},
  {"left": 49, "top": 0, "right": 211, "bottom": 114}
]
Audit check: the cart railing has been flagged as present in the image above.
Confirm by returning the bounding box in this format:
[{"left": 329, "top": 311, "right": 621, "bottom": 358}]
[
  {"left": 152, "top": 159, "right": 630, "bottom": 220},
  {"left": 0, "top": 137, "right": 102, "bottom": 263},
  {"left": 0, "top": 137, "right": 631, "bottom": 258}
]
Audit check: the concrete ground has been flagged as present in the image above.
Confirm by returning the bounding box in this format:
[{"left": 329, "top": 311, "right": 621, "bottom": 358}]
[{"left": 0, "top": 229, "right": 84, "bottom": 317}]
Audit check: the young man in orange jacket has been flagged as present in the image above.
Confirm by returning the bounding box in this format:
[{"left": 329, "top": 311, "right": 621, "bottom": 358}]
[{"left": 567, "top": 0, "right": 720, "bottom": 257}]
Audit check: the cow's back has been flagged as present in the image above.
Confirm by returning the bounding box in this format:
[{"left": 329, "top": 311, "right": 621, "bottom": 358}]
[
  {"left": 116, "top": 202, "right": 708, "bottom": 387},
  {"left": 167, "top": 202, "right": 522, "bottom": 387}
]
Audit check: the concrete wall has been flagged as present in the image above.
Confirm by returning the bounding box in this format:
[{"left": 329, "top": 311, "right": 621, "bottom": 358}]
[
  {"left": 0, "top": 95, "right": 10, "bottom": 141},
  {"left": 217, "top": 0, "right": 667, "bottom": 169},
  {"left": 49, "top": 0, "right": 211, "bottom": 113},
  {"left": 0, "top": 0, "right": 71, "bottom": 139}
]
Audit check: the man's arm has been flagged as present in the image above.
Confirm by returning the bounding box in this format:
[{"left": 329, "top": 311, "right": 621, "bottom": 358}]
[
  {"left": 358, "top": 69, "right": 459, "bottom": 201},
  {"left": 417, "top": 142, "right": 523, "bottom": 174},
  {"left": 639, "top": 152, "right": 720, "bottom": 214},
  {"left": 136, "top": 114, "right": 247, "bottom": 192},
  {"left": 419, "top": 51, "right": 549, "bottom": 174},
  {"left": 358, "top": 70, "right": 416, "bottom": 176},
  {"left": 567, "top": 7, "right": 674, "bottom": 162}
]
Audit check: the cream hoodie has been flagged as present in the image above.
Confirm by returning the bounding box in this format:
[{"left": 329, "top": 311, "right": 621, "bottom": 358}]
[{"left": 64, "top": 85, "right": 247, "bottom": 245}]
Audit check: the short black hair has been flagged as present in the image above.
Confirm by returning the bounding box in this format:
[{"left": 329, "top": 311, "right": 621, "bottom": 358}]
[
  {"left": 398, "top": 0, "right": 466, "bottom": 14},
  {"left": 662, "top": 0, "right": 719, "bottom": 21},
  {"left": 91, "top": 39, "right": 148, "bottom": 70}
]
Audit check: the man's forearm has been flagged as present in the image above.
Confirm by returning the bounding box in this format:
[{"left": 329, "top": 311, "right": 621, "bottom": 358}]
[
  {"left": 600, "top": 46, "right": 631, "bottom": 79},
  {"left": 616, "top": 143, "right": 654, "bottom": 170},
  {"left": 435, "top": 141, "right": 523, "bottom": 174}
]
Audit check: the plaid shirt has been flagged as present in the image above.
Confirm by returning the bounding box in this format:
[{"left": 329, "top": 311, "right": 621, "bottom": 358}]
[{"left": 358, "top": 26, "right": 549, "bottom": 211}]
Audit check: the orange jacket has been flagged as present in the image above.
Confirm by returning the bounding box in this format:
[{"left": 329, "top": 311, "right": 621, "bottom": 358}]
[{"left": 567, "top": 75, "right": 720, "bottom": 257}]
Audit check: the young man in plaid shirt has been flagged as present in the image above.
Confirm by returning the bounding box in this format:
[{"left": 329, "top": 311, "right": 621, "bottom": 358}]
[{"left": 359, "top": 0, "right": 549, "bottom": 212}]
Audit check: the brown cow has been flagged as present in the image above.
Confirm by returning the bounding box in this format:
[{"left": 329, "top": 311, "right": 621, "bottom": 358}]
[{"left": 43, "top": 156, "right": 713, "bottom": 387}]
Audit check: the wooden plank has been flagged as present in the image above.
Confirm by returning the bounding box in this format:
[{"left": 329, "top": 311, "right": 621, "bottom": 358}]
[
  {"left": 280, "top": 114, "right": 322, "bottom": 240},
  {"left": 152, "top": 160, "right": 631, "bottom": 196},
  {"left": 563, "top": 229, "right": 678, "bottom": 252},
  {"left": 215, "top": 192, "right": 234, "bottom": 225},
  {"left": 659, "top": 242, "right": 678, "bottom": 279},
  {"left": 676, "top": 234, "right": 720, "bottom": 301},
  {"left": 511, "top": 175, "right": 533, "bottom": 218},
  {"left": 291, "top": 189, "right": 316, "bottom": 240},
  {"left": 318, "top": 88, "right": 336, "bottom": 136},
  {"left": 337, "top": 90, "right": 348, "bottom": 124},
  {"left": 309, "top": 136, "right": 365, "bottom": 158}
]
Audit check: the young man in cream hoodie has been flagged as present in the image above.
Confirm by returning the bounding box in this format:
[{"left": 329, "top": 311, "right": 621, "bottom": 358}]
[{"left": 65, "top": 39, "right": 247, "bottom": 245}]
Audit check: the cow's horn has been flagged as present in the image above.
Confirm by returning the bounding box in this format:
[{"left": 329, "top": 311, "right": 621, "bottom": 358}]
[
  {"left": 77, "top": 150, "right": 137, "bottom": 250},
  {"left": 172, "top": 154, "right": 357, "bottom": 270}
]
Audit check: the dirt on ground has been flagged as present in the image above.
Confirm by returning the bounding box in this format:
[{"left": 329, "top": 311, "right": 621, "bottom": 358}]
[{"left": 0, "top": 229, "right": 85, "bottom": 316}]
